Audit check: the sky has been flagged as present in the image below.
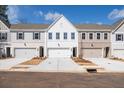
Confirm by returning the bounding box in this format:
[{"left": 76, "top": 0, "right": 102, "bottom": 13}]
[{"left": 6, "top": 5, "right": 124, "bottom": 25}]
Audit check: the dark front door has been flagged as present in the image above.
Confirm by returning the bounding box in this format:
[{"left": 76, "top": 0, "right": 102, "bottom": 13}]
[
  {"left": 39, "top": 46, "right": 44, "bottom": 57},
  {"left": 105, "top": 47, "right": 109, "bottom": 58},
  {"left": 73, "top": 47, "right": 77, "bottom": 57},
  {"left": 6, "top": 47, "right": 11, "bottom": 57}
]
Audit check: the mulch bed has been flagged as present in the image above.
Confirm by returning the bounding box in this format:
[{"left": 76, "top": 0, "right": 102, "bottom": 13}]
[
  {"left": 72, "top": 57, "right": 97, "bottom": 66},
  {"left": 20, "top": 57, "right": 47, "bottom": 65}
]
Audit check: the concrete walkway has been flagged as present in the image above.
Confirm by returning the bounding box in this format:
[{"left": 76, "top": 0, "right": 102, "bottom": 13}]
[
  {"left": 85, "top": 58, "right": 124, "bottom": 72},
  {"left": 29, "top": 58, "right": 86, "bottom": 72},
  {"left": 0, "top": 58, "right": 31, "bottom": 70}
]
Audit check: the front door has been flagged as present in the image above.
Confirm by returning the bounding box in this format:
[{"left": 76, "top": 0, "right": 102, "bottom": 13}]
[
  {"left": 39, "top": 46, "right": 44, "bottom": 57},
  {"left": 6, "top": 47, "right": 11, "bottom": 57},
  {"left": 73, "top": 47, "right": 77, "bottom": 57}
]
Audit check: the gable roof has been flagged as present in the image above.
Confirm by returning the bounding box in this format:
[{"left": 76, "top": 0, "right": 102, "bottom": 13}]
[
  {"left": 10, "top": 24, "right": 50, "bottom": 29},
  {"left": 7, "top": 16, "right": 124, "bottom": 32},
  {"left": 74, "top": 24, "right": 112, "bottom": 30},
  {"left": 111, "top": 18, "right": 124, "bottom": 33}
]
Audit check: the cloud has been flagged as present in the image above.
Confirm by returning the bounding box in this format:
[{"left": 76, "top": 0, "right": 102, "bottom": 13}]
[
  {"left": 34, "top": 11, "right": 43, "bottom": 17},
  {"left": 96, "top": 22, "right": 103, "bottom": 25},
  {"left": 6, "top": 5, "right": 20, "bottom": 24},
  {"left": 44, "top": 12, "right": 61, "bottom": 21},
  {"left": 108, "top": 9, "right": 124, "bottom": 20}
]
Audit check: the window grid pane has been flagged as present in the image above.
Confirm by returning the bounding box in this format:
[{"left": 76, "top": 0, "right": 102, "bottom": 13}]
[
  {"left": 71, "top": 33, "right": 75, "bottom": 39},
  {"left": 56, "top": 33, "right": 60, "bottom": 39},
  {"left": 82, "top": 33, "right": 85, "bottom": 39},
  {"left": 64, "top": 33, "right": 67, "bottom": 39}
]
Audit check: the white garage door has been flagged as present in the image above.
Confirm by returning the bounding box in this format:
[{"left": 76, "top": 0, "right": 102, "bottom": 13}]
[
  {"left": 15, "top": 48, "right": 36, "bottom": 58},
  {"left": 113, "top": 49, "right": 124, "bottom": 58},
  {"left": 82, "top": 48, "right": 102, "bottom": 58},
  {"left": 48, "top": 48, "right": 71, "bottom": 57}
]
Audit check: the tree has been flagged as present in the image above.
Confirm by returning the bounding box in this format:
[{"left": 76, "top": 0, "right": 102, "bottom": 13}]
[{"left": 0, "top": 5, "right": 10, "bottom": 25}]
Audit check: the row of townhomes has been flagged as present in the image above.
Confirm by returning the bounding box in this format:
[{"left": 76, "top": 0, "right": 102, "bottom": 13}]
[{"left": 0, "top": 15, "right": 124, "bottom": 58}]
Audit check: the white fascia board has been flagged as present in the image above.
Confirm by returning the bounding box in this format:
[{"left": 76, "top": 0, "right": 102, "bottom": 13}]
[
  {"left": 77, "top": 29, "right": 111, "bottom": 32},
  {"left": 112, "top": 20, "right": 124, "bottom": 33},
  {"left": 10, "top": 29, "right": 47, "bottom": 32},
  {"left": 47, "top": 15, "right": 63, "bottom": 31},
  {"left": 0, "top": 20, "right": 9, "bottom": 30},
  {"left": 0, "top": 30, "right": 10, "bottom": 32}
]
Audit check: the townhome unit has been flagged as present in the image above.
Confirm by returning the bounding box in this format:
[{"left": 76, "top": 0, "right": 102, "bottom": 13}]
[{"left": 0, "top": 15, "right": 124, "bottom": 58}]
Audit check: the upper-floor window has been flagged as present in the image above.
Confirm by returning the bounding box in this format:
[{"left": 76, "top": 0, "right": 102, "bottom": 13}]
[
  {"left": 71, "top": 32, "right": 75, "bottom": 40},
  {"left": 33, "top": 32, "right": 40, "bottom": 40},
  {"left": 104, "top": 33, "right": 108, "bottom": 40},
  {"left": 17, "top": 32, "right": 24, "bottom": 40},
  {"left": 0, "top": 33, "right": 7, "bottom": 40},
  {"left": 48, "top": 33, "right": 52, "bottom": 40},
  {"left": 82, "top": 33, "right": 85, "bottom": 39},
  {"left": 97, "top": 33, "right": 100, "bottom": 40},
  {"left": 64, "top": 32, "right": 67, "bottom": 40},
  {"left": 56, "top": 32, "right": 60, "bottom": 39},
  {"left": 89, "top": 33, "right": 93, "bottom": 39},
  {"left": 116, "top": 34, "right": 123, "bottom": 41}
]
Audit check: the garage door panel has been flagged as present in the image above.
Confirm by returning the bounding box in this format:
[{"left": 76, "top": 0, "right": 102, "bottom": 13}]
[
  {"left": 48, "top": 48, "right": 71, "bottom": 57},
  {"left": 82, "top": 48, "right": 102, "bottom": 58},
  {"left": 15, "top": 48, "right": 36, "bottom": 58},
  {"left": 113, "top": 49, "right": 124, "bottom": 58}
]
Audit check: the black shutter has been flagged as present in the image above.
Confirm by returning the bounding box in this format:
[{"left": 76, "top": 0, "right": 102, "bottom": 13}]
[
  {"left": 5, "top": 33, "right": 7, "bottom": 40},
  {"left": 17, "top": 32, "right": 18, "bottom": 40},
  {"left": 33, "top": 32, "right": 34, "bottom": 40},
  {"left": 0, "top": 33, "right": 1, "bottom": 40},
  {"left": 39, "top": 32, "right": 40, "bottom": 40},
  {"left": 23, "top": 32, "right": 24, "bottom": 40}
]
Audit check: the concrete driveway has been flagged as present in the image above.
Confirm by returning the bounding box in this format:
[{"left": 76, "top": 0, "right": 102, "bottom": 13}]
[
  {"left": 86, "top": 58, "right": 124, "bottom": 72},
  {"left": 29, "top": 58, "right": 86, "bottom": 72},
  {"left": 0, "top": 58, "right": 31, "bottom": 70}
]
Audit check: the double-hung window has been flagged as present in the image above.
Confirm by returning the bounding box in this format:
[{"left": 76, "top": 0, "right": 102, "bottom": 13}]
[
  {"left": 48, "top": 33, "right": 52, "bottom": 40},
  {"left": 64, "top": 32, "right": 67, "bottom": 40},
  {"left": 56, "top": 32, "right": 60, "bottom": 40},
  {"left": 89, "top": 33, "right": 93, "bottom": 40},
  {"left": 116, "top": 34, "right": 123, "bottom": 41},
  {"left": 97, "top": 33, "right": 100, "bottom": 40},
  {"left": 71, "top": 32, "right": 75, "bottom": 40},
  {"left": 82, "top": 33, "right": 85, "bottom": 39},
  {"left": 34, "top": 32, "right": 40, "bottom": 40},
  {"left": 17, "top": 32, "right": 24, "bottom": 40},
  {"left": 104, "top": 33, "right": 108, "bottom": 40},
  {"left": 0, "top": 33, "right": 7, "bottom": 40}
]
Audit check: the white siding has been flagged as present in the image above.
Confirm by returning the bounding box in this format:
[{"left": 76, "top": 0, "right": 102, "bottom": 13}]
[{"left": 47, "top": 16, "right": 78, "bottom": 57}]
